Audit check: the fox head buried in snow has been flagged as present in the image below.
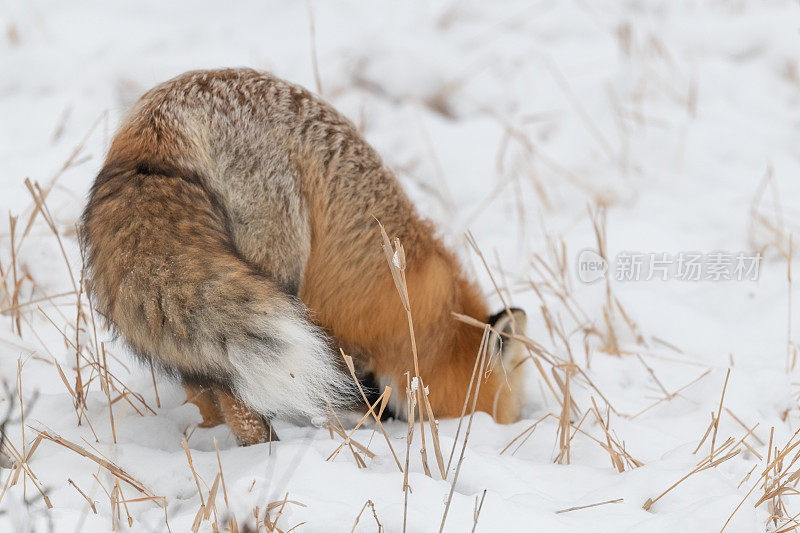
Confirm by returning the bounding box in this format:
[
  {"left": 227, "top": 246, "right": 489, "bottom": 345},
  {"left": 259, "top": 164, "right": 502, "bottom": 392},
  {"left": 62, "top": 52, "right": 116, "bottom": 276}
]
[
  {"left": 486, "top": 307, "right": 528, "bottom": 412},
  {"left": 488, "top": 307, "right": 528, "bottom": 360}
]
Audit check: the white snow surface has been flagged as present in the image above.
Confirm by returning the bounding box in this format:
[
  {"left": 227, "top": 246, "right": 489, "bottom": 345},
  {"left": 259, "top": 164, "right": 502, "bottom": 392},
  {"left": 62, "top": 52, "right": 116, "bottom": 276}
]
[{"left": 2, "top": 0, "right": 800, "bottom": 531}]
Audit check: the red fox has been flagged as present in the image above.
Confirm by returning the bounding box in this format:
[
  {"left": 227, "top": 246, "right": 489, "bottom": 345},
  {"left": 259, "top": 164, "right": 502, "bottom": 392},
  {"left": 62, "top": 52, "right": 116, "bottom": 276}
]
[{"left": 81, "top": 68, "right": 527, "bottom": 445}]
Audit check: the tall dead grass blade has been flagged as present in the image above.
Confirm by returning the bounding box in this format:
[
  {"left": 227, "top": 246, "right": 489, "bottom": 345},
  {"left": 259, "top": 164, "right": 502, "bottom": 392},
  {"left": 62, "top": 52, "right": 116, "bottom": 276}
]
[{"left": 439, "top": 326, "right": 490, "bottom": 532}]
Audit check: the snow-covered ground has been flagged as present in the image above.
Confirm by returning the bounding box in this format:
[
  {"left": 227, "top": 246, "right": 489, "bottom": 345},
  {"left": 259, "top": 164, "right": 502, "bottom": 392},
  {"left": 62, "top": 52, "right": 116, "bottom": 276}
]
[{"left": 2, "top": 0, "right": 800, "bottom": 531}]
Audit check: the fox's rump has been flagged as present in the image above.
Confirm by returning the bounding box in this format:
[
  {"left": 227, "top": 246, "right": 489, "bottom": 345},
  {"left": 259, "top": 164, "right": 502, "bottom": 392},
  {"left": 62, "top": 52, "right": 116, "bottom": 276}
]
[{"left": 81, "top": 159, "right": 353, "bottom": 420}]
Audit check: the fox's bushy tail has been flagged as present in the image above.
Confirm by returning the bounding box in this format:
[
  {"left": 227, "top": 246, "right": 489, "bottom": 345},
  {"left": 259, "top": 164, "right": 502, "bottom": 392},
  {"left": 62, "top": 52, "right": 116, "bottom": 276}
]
[{"left": 81, "top": 163, "right": 353, "bottom": 421}]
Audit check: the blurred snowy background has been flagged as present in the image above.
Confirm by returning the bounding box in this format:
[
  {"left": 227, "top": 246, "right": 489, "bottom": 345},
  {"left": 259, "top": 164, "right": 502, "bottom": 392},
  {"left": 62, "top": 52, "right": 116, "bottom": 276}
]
[{"left": 2, "top": 0, "right": 800, "bottom": 531}]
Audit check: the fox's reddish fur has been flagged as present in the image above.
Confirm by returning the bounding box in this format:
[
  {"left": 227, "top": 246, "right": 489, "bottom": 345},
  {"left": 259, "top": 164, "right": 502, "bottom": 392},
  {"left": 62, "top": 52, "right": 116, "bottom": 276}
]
[
  {"left": 304, "top": 238, "right": 516, "bottom": 421},
  {"left": 82, "top": 69, "right": 526, "bottom": 445}
]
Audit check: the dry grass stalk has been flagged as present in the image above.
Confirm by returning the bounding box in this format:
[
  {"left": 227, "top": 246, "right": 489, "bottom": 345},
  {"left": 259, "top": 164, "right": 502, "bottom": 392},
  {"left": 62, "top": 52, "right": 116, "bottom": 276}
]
[
  {"left": 16, "top": 360, "right": 26, "bottom": 466},
  {"left": 454, "top": 307, "right": 621, "bottom": 424},
  {"left": 213, "top": 437, "right": 229, "bottom": 506},
  {"left": 739, "top": 463, "right": 759, "bottom": 489},
  {"left": 74, "top": 264, "right": 87, "bottom": 412},
  {"left": 555, "top": 365, "right": 574, "bottom": 464},
  {"left": 721, "top": 426, "right": 800, "bottom": 531},
  {"left": 644, "top": 440, "right": 741, "bottom": 511},
  {"left": 540, "top": 304, "right": 574, "bottom": 364},
  {"left": 34, "top": 311, "right": 102, "bottom": 435},
  {"left": 529, "top": 237, "right": 584, "bottom": 321},
  {"left": 589, "top": 398, "right": 624, "bottom": 472},
  {"left": 452, "top": 312, "right": 549, "bottom": 363},
  {"left": 754, "top": 428, "right": 800, "bottom": 528},
  {"left": 749, "top": 165, "right": 795, "bottom": 259},
  {"left": 439, "top": 327, "right": 490, "bottom": 533},
  {"left": 5, "top": 172, "right": 157, "bottom": 456},
  {"left": 632, "top": 369, "right": 711, "bottom": 420},
  {"left": 326, "top": 389, "right": 387, "bottom": 462},
  {"left": 447, "top": 331, "right": 490, "bottom": 473},
  {"left": 182, "top": 447, "right": 208, "bottom": 533},
  {"left": 0, "top": 237, "right": 6, "bottom": 309},
  {"left": 148, "top": 359, "right": 162, "bottom": 408},
  {"left": 100, "top": 342, "right": 117, "bottom": 443},
  {"left": 351, "top": 499, "right": 383, "bottom": 532},
  {"left": 635, "top": 353, "right": 668, "bottom": 397},
  {"left": 556, "top": 498, "right": 624, "bottom": 514},
  {"left": 616, "top": 297, "right": 647, "bottom": 347},
  {"left": 6, "top": 214, "right": 22, "bottom": 336},
  {"left": 22, "top": 179, "right": 91, "bottom": 414},
  {"left": 225, "top": 514, "right": 237, "bottom": 533},
  {"left": 23, "top": 179, "right": 77, "bottom": 292},
  {"left": 459, "top": 296, "right": 559, "bottom": 399},
  {"left": 500, "top": 413, "right": 556, "bottom": 456},
  {"left": 592, "top": 397, "right": 642, "bottom": 469},
  {"left": 465, "top": 230, "right": 533, "bottom": 354},
  {"left": 620, "top": 349, "right": 705, "bottom": 368},
  {"left": 732, "top": 423, "right": 763, "bottom": 461},
  {"left": 363, "top": 387, "right": 390, "bottom": 448},
  {"left": 558, "top": 409, "right": 592, "bottom": 465},
  {"left": 787, "top": 236, "right": 796, "bottom": 372},
  {"left": 588, "top": 205, "right": 622, "bottom": 357},
  {"left": 0, "top": 425, "right": 51, "bottom": 509},
  {"left": 413, "top": 109, "right": 456, "bottom": 217},
  {"left": 10, "top": 111, "right": 107, "bottom": 263},
  {"left": 472, "top": 489, "right": 487, "bottom": 533},
  {"left": 402, "top": 372, "right": 416, "bottom": 533},
  {"left": 710, "top": 369, "right": 731, "bottom": 457},
  {"left": 68, "top": 477, "right": 97, "bottom": 514},
  {"left": 601, "top": 307, "right": 619, "bottom": 357},
  {"left": 79, "top": 240, "right": 120, "bottom": 443},
  {"left": 417, "top": 376, "right": 445, "bottom": 476},
  {"left": 477, "top": 107, "right": 603, "bottom": 201},
  {"left": 775, "top": 514, "right": 800, "bottom": 533},
  {"left": 0, "top": 367, "right": 52, "bottom": 509},
  {"left": 378, "top": 220, "right": 445, "bottom": 478},
  {"left": 264, "top": 493, "right": 306, "bottom": 532},
  {"left": 35, "top": 429, "right": 157, "bottom": 501},
  {"left": 550, "top": 366, "right": 580, "bottom": 419},
  {"left": 305, "top": 0, "right": 322, "bottom": 95},
  {"left": 466, "top": 228, "right": 572, "bottom": 412},
  {"left": 38, "top": 306, "right": 156, "bottom": 419},
  {"left": 94, "top": 471, "right": 164, "bottom": 530},
  {"left": 92, "top": 474, "right": 116, "bottom": 530},
  {"left": 0, "top": 289, "right": 76, "bottom": 315},
  {"left": 650, "top": 336, "right": 684, "bottom": 354},
  {"left": 115, "top": 478, "right": 134, "bottom": 527},
  {"left": 340, "top": 351, "right": 402, "bottom": 471},
  {"left": 202, "top": 473, "right": 222, "bottom": 530},
  {"left": 523, "top": 223, "right": 623, "bottom": 416},
  {"left": 724, "top": 408, "right": 765, "bottom": 446},
  {"left": 542, "top": 54, "right": 616, "bottom": 163},
  {"left": 326, "top": 413, "right": 374, "bottom": 465}
]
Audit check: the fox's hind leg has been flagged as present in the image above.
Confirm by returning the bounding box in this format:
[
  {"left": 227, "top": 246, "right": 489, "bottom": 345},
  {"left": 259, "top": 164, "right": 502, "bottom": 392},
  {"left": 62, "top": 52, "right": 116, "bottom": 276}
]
[
  {"left": 215, "top": 388, "right": 278, "bottom": 445},
  {"left": 183, "top": 383, "right": 225, "bottom": 428}
]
